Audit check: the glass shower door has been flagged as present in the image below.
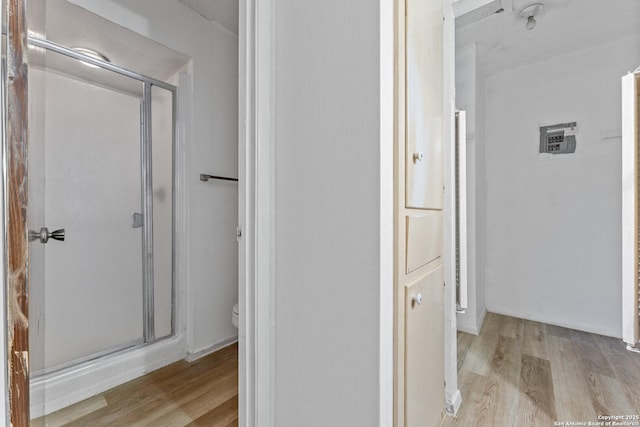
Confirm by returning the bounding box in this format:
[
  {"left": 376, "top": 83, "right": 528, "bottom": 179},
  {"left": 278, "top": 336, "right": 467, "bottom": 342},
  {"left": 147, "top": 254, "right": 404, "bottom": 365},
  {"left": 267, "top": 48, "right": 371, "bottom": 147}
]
[{"left": 28, "top": 47, "right": 145, "bottom": 375}]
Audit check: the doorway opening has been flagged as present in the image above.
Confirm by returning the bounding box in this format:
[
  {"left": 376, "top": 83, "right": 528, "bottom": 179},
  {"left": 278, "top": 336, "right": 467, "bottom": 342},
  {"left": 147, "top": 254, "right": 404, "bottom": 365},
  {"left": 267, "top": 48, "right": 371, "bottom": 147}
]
[{"left": 449, "top": 0, "right": 640, "bottom": 424}]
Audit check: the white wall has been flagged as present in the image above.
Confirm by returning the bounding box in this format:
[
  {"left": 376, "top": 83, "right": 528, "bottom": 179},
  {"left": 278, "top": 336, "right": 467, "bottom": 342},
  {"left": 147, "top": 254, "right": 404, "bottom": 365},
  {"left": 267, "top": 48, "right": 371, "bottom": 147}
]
[
  {"left": 455, "top": 45, "right": 476, "bottom": 133},
  {"left": 483, "top": 34, "right": 640, "bottom": 337},
  {"left": 273, "top": 1, "right": 383, "bottom": 425},
  {"left": 66, "top": 0, "right": 240, "bottom": 355},
  {"left": 475, "top": 69, "right": 488, "bottom": 331}
]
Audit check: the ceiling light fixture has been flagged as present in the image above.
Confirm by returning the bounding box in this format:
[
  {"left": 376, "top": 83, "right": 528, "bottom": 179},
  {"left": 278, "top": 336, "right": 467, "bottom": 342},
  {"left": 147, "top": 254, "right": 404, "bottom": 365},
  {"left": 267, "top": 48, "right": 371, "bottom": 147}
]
[
  {"left": 518, "top": 3, "right": 544, "bottom": 31},
  {"left": 71, "top": 47, "right": 110, "bottom": 68}
]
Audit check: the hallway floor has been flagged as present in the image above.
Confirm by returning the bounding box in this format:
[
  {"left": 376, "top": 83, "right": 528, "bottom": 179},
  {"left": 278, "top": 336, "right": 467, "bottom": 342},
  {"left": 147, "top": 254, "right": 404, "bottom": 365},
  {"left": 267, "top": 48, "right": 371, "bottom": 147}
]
[
  {"left": 33, "top": 343, "right": 238, "bottom": 427},
  {"left": 442, "top": 313, "right": 640, "bottom": 427}
]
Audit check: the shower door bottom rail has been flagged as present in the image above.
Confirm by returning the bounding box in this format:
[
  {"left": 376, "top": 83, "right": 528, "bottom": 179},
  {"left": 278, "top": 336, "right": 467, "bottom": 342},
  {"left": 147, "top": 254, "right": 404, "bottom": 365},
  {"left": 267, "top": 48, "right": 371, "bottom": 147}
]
[{"left": 31, "top": 338, "right": 145, "bottom": 379}]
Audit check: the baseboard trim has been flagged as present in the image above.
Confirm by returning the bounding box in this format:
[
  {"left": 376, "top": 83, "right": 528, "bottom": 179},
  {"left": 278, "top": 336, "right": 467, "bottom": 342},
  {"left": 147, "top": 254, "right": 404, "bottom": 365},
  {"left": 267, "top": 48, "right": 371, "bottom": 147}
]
[
  {"left": 186, "top": 335, "right": 238, "bottom": 362},
  {"left": 30, "top": 335, "right": 186, "bottom": 418},
  {"left": 477, "top": 306, "right": 487, "bottom": 333},
  {"left": 626, "top": 344, "right": 640, "bottom": 354},
  {"left": 445, "top": 388, "right": 462, "bottom": 415},
  {"left": 457, "top": 307, "right": 486, "bottom": 336},
  {"left": 457, "top": 322, "right": 480, "bottom": 335},
  {"left": 486, "top": 307, "right": 621, "bottom": 338}
]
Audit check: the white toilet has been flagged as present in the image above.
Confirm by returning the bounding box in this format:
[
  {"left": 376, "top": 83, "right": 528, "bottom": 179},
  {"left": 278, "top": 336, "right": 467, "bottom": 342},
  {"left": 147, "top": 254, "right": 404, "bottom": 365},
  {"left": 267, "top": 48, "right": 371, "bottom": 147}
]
[{"left": 232, "top": 303, "right": 239, "bottom": 328}]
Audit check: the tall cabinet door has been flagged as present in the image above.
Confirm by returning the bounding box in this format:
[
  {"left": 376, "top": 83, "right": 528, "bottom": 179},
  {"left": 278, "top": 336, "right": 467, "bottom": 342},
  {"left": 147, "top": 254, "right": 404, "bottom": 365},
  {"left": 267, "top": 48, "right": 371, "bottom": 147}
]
[
  {"left": 405, "top": 266, "right": 444, "bottom": 426},
  {"left": 396, "top": 0, "right": 445, "bottom": 425},
  {"left": 405, "top": 0, "right": 444, "bottom": 210}
]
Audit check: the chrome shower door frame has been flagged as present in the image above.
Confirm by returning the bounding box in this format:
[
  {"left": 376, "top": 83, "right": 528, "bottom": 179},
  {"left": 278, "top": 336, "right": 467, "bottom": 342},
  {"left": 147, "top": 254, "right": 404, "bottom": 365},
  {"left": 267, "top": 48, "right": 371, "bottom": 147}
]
[{"left": 25, "top": 37, "right": 178, "bottom": 349}]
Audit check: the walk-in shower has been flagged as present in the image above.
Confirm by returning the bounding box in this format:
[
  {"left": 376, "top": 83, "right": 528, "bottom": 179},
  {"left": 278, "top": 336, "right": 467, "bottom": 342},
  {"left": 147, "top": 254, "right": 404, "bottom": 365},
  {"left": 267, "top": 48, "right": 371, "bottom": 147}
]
[
  {"left": 23, "top": 25, "right": 181, "bottom": 421},
  {"left": 0, "top": 0, "right": 197, "bottom": 420},
  {"left": 28, "top": 35, "right": 177, "bottom": 371}
]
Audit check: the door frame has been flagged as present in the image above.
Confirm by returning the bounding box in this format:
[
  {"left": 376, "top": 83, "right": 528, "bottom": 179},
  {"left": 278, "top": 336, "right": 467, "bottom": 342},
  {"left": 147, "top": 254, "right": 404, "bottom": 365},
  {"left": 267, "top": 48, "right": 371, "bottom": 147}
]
[
  {"left": 622, "top": 69, "right": 640, "bottom": 348},
  {"left": 4, "top": 0, "right": 29, "bottom": 424},
  {"left": 238, "top": 0, "right": 275, "bottom": 424}
]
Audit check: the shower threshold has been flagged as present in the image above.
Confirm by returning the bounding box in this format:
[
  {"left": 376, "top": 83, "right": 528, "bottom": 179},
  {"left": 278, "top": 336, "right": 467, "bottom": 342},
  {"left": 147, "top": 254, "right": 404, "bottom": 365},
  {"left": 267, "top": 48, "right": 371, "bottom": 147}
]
[
  {"left": 30, "top": 334, "right": 184, "bottom": 419},
  {"left": 31, "top": 338, "right": 145, "bottom": 379}
]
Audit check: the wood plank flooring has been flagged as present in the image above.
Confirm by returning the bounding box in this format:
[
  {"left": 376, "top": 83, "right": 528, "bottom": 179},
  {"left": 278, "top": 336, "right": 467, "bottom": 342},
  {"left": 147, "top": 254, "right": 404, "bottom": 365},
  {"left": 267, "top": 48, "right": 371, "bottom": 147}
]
[
  {"left": 33, "top": 343, "right": 238, "bottom": 427},
  {"left": 30, "top": 315, "right": 640, "bottom": 426},
  {"left": 443, "top": 313, "right": 640, "bottom": 427}
]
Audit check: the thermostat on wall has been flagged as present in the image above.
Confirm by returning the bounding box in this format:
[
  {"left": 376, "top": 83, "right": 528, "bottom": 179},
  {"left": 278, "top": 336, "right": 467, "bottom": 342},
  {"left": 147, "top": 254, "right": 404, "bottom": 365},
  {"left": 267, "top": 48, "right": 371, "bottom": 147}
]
[{"left": 539, "top": 122, "right": 577, "bottom": 154}]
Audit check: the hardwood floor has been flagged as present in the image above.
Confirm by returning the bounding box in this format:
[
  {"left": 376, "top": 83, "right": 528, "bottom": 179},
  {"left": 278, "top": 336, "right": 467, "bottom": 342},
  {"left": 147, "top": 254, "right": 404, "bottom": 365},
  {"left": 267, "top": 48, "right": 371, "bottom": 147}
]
[
  {"left": 33, "top": 343, "right": 238, "bottom": 427},
  {"left": 31, "top": 315, "right": 640, "bottom": 426},
  {"left": 443, "top": 313, "right": 640, "bottom": 427}
]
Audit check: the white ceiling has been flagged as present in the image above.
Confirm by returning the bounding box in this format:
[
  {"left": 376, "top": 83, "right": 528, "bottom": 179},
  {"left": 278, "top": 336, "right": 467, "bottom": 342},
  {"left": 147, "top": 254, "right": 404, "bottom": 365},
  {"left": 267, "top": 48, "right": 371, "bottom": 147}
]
[
  {"left": 178, "top": 0, "right": 238, "bottom": 35},
  {"left": 29, "top": 0, "right": 190, "bottom": 96},
  {"left": 457, "top": 0, "right": 640, "bottom": 76},
  {"left": 39, "top": 0, "right": 637, "bottom": 91}
]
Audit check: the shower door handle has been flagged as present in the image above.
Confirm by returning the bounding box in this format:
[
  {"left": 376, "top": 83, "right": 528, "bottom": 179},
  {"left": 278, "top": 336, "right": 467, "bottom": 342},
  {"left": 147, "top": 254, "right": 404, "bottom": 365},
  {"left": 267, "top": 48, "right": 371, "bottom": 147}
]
[
  {"left": 29, "top": 227, "right": 65, "bottom": 244},
  {"left": 48, "top": 228, "right": 66, "bottom": 242},
  {"left": 132, "top": 212, "right": 143, "bottom": 229}
]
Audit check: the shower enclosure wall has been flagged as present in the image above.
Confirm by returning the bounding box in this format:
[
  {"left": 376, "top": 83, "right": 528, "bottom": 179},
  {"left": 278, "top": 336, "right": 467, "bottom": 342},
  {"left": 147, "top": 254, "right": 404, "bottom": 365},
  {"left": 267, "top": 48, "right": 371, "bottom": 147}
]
[{"left": 24, "top": 38, "right": 179, "bottom": 418}]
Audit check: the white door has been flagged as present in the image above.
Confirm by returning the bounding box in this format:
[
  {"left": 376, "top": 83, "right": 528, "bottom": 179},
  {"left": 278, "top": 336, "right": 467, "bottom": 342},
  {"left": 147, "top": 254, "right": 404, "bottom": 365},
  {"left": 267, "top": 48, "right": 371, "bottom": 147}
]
[
  {"left": 622, "top": 70, "right": 639, "bottom": 347},
  {"left": 28, "top": 51, "right": 145, "bottom": 373}
]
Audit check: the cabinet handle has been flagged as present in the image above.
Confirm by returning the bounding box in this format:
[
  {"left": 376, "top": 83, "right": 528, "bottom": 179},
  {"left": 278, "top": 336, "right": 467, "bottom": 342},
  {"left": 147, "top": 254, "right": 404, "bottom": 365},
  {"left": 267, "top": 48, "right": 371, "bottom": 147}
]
[
  {"left": 413, "top": 293, "right": 423, "bottom": 306},
  {"left": 413, "top": 152, "right": 424, "bottom": 162}
]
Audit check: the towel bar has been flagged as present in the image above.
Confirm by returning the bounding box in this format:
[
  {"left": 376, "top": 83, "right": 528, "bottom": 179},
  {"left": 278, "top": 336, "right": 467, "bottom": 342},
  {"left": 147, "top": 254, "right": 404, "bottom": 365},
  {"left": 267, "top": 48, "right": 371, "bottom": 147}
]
[{"left": 200, "top": 174, "right": 238, "bottom": 182}]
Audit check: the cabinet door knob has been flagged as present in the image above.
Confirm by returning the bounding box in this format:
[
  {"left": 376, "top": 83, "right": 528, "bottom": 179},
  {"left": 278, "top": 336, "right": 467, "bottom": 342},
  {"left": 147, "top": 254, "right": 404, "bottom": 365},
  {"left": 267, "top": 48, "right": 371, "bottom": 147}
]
[
  {"left": 413, "top": 152, "right": 424, "bottom": 162},
  {"left": 413, "top": 293, "right": 423, "bottom": 306}
]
